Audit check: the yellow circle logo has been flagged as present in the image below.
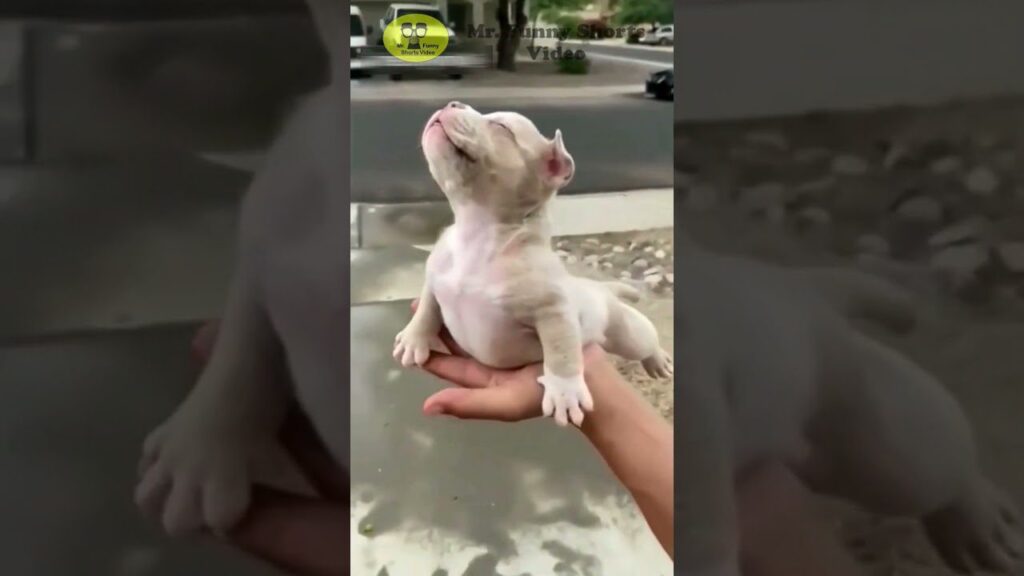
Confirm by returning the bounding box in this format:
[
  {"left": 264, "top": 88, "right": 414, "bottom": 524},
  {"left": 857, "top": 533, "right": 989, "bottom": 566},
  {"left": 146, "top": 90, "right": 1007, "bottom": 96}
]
[{"left": 383, "top": 14, "right": 449, "bottom": 62}]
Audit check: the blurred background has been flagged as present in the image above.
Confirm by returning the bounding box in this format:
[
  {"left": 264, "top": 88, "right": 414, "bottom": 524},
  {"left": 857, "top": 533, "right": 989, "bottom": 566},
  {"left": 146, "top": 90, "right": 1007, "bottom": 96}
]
[
  {"left": 348, "top": 0, "right": 675, "bottom": 574},
  {"left": 677, "top": 1, "right": 1024, "bottom": 574},
  {"left": 0, "top": 1, "right": 323, "bottom": 574}
]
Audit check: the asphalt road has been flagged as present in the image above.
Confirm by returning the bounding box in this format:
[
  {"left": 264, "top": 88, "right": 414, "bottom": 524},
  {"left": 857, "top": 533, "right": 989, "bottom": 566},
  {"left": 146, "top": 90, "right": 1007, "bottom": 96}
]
[
  {"left": 351, "top": 97, "right": 673, "bottom": 202},
  {"left": 567, "top": 41, "right": 674, "bottom": 66}
]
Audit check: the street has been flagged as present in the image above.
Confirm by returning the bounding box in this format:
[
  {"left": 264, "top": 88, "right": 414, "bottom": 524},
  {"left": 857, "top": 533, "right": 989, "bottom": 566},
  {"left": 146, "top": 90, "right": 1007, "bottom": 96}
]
[
  {"left": 351, "top": 96, "right": 673, "bottom": 202},
  {"left": 567, "top": 41, "right": 674, "bottom": 67}
]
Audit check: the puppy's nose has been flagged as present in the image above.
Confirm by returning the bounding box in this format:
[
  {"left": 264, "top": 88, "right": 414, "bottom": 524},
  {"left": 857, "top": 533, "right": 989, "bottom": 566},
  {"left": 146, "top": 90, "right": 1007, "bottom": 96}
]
[{"left": 447, "top": 101, "right": 466, "bottom": 109}]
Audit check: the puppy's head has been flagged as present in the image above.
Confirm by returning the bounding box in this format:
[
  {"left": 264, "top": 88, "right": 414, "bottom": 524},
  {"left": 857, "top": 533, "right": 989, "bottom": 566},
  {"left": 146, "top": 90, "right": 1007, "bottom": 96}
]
[{"left": 421, "top": 102, "right": 574, "bottom": 218}]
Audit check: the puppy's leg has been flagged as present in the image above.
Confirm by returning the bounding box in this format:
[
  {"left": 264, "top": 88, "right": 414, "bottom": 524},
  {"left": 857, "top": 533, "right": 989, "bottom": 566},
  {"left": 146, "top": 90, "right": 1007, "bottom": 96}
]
[
  {"left": 679, "top": 343, "right": 741, "bottom": 576},
  {"left": 601, "top": 293, "right": 673, "bottom": 378},
  {"left": 801, "top": 333, "right": 1023, "bottom": 573},
  {"left": 795, "top": 267, "right": 916, "bottom": 333},
  {"left": 533, "top": 304, "right": 594, "bottom": 427},
  {"left": 136, "top": 270, "right": 288, "bottom": 535},
  {"left": 394, "top": 281, "right": 450, "bottom": 367}
]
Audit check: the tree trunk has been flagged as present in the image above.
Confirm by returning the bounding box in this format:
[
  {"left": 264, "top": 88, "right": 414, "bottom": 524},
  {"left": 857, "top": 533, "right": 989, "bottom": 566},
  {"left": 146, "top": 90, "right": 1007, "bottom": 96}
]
[{"left": 496, "top": 0, "right": 528, "bottom": 71}]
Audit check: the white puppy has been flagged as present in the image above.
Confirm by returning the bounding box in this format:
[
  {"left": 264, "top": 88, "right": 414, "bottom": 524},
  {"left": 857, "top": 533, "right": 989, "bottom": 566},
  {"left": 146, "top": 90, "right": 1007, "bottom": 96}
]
[
  {"left": 393, "top": 102, "right": 673, "bottom": 427},
  {"left": 135, "top": 0, "right": 347, "bottom": 534},
  {"left": 676, "top": 237, "right": 1023, "bottom": 576}
]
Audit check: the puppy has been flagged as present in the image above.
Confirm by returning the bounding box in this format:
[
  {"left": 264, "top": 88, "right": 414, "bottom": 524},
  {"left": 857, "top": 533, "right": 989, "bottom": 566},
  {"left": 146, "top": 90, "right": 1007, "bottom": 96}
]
[
  {"left": 134, "top": 0, "right": 347, "bottom": 534},
  {"left": 676, "top": 237, "right": 1023, "bottom": 576},
  {"left": 393, "top": 102, "right": 673, "bottom": 427}
]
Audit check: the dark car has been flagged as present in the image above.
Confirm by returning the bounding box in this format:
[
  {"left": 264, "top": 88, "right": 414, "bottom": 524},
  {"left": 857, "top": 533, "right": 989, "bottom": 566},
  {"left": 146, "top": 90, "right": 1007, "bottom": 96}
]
[{"left": 645, "top": 69, "right": 673, "bottom": 100}]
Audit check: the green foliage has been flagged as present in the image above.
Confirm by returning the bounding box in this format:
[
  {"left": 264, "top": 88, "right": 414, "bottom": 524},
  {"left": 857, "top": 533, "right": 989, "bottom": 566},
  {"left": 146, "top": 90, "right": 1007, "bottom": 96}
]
[
  {"left": 556, "top": 55, "right": 590, "bottom": 74},
  {"left": 530, "top": 0, "right": 588, "bottom": 19},
  {"left": 614, "top": 0, "right": 672, "bottom": 25},
  {"left": 548, "top": 13, "right": 584, "bottom": 39}
]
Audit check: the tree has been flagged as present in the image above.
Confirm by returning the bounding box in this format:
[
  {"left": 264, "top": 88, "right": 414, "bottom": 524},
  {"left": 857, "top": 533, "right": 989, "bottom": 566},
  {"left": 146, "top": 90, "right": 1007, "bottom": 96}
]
[
  {"left": 528, "top": 0, "right": 587, "bottom": 49},
  {"left": 495, "top": 0, "right": 528, "bottom": 71},
  {"left": 614, "top": 0, "right": 672, "bottom": 28}
]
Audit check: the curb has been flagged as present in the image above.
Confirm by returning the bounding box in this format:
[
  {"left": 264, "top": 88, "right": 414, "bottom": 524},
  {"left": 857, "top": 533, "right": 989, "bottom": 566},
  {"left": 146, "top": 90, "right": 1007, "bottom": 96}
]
[
  {"left": 351, "top": 84, "right": 643, "bottom": 102},
  {"left": 352, "top": 187, "right": 673, "bottom": 249}
]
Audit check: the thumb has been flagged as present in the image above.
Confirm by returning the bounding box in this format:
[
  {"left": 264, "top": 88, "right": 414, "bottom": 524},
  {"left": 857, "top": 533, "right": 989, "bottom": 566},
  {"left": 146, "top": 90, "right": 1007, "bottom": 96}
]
[{"left": 423, "top": 387, "right": 534, "bottom": 422}]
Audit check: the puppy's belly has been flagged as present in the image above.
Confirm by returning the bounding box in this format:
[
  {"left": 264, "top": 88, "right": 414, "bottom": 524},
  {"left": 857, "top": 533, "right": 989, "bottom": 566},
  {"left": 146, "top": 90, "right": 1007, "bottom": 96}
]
[{"left": 437, "top": 294, "right": 543, "bottom": 369}]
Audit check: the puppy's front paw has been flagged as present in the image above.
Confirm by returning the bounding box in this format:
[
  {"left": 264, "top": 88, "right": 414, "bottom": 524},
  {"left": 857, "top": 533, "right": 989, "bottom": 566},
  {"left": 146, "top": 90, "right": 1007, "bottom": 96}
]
[
  {"left": 135, "top": 407, "right": 264, "bottom": 535},
  {"left": 393, "top": 325, "right": 448, "bottom": 367},
  {"left": 537, "top": 372, "right": 594, "bottom": 427}
]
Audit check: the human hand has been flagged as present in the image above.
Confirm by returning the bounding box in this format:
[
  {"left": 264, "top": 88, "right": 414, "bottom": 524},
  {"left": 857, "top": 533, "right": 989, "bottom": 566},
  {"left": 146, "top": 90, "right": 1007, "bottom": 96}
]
[
  {"left": 409, "top": 300, "right": 607, "bottom": 422},
  {"left": 188, "top": 321, "right": 348, "bottom": 576}
]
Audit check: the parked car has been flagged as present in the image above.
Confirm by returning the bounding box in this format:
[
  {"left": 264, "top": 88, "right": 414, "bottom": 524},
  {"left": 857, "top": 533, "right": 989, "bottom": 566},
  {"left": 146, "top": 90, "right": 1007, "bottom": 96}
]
[
  {"left": 640, "top": 24, "right": 673, "bottom": 46},
  {"left": 645, "top": 69, "right": 673, "bottom": 100},
  {"left": 378, "top": 3, "right": 457, "bottom": 46},
  {"left": 351, "top": 5, "right": 371, "bottom": 77}
]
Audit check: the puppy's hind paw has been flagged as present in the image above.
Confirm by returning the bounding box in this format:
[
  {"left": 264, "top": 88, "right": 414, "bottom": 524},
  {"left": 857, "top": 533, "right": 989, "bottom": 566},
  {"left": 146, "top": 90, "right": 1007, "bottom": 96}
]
[
  {"left": 924, "top": 478, "right": 1024, "bottom": 574},
  {"left": 537, "top": 372, "right": 594, "bottom": 428},
  {"left": 642, "top": 349, "right": 674, "bottom": 379}
]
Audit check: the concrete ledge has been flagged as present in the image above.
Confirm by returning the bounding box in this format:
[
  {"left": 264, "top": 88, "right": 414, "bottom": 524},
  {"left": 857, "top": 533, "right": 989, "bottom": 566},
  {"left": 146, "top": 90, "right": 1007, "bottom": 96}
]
[{"left": 353, "top": 188, "right": 674, "bottom": 248}]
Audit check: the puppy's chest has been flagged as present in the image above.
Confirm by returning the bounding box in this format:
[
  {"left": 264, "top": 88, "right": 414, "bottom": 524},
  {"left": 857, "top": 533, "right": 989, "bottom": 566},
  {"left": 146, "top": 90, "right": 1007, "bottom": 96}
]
[{"left": 427, "top": 243, "right": 540, "bottom": 367}]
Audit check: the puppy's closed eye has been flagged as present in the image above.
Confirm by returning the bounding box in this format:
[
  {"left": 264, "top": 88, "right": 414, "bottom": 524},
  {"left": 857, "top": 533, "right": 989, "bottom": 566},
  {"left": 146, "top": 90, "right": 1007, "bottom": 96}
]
[{"left": 490, "top": 121, "right": 515, "bottom": 139}]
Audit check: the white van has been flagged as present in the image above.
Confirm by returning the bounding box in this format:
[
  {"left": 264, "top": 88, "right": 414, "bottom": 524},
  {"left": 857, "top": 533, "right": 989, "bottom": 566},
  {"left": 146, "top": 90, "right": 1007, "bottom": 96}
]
[{"left": 351, "top": 5, "right": 369, "bottom": 73}]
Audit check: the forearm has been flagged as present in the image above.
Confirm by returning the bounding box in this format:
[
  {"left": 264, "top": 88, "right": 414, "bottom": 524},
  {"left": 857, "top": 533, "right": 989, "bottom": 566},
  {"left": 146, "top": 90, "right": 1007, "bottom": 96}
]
[{"left": 580, "top": 358, "right": 674, "bottom": 558}]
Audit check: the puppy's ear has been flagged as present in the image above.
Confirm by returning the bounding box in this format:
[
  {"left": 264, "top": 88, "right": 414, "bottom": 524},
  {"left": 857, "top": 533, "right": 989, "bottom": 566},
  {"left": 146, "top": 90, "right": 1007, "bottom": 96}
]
[{"left": 543, "top": 129, "right": 575, "bottom": 189}]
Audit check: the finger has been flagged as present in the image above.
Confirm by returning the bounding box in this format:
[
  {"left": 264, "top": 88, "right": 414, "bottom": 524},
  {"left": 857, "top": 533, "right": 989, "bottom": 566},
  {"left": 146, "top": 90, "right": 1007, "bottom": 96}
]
[
  {"left": 229, "top": 486, "right": 347, "bottom": 576},
  {"left": 422, "top": 354, "right": 496, "bottom": 389},
  {"left": 423, "top": 386, "right": 537, "bottom": 421},
  {"left": 579, "top": 384, "right": 595, "bottom": 412}
]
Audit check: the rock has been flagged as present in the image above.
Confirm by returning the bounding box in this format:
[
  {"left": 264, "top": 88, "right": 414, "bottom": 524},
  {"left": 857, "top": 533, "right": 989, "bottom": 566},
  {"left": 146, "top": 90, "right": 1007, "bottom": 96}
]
[
  {"left": 857, "top": 234, "right": 890, "bottom": 256},
  {"left": 930, "top": 243, "right": 990, "bottom": 277},
  {"left": 765, "top": 205, "right": 786, "bottom": 224},
  {"left": 928, "top": 216, "right": 991, "bottom": 248},
  {"left": 739, "top": 182, "right": 785, "bottom": 215},
  {"left": 973, "top": 133, "right": 999, "bottom": 150},
  {"left": 996, "top": 242, "right": 1024, "bottom": 274},
  {"left": 964, "top": 166, "right": 1000, "bottom": 196},
  {"left": 686, "top": 183, "right": 719, "bottom": 211},
  {"left": 831, "top": 154, "right": 870, "bottom": 175},
  {"left": 665, "top": 273, "right": 674, "bottom": 284},
  {"left": 744, "top": 130, "right": 788, "bottom": 150},
  {"left": 993, "top": 150, "right": 1016, "bottom": 172},
  {"left": 654, "top": 249, "right": 666, "bottom": 259},
  {"left": 929, "top": 156, "right": 963, "bottom": 175},
  {"left": 643, "top": 266, "right": 662, "bottom": 277},
  {"left": 612, "top": 246, "right": 625, "bottom": 254},
  {"left": 797, "top": 206, "right": 831, "bottom": 226},
  {"left": 583, "top": 238, "right": 600, "bottom": 247},
  {"left": 632, "top": 258, "right": 649, "bottom": 269},
  {"left": 883, "top": 144, "right": 910, "bottom": 170},
  {"left": 895, "top": 196, "right": 943, "bottom": 223},
  {"left": 794, "top": 176, "right": 836, "bottom": 195},
  {"left": 583, "top": 254, "right": 600, "bottom": 267},
  {"left": 601, "top": 261, "right": 613, "bottom": 270},
  {"left": 794, "top": 147, "right": 831, "bottom": 164},
  {"left": 643, "top": 246, "right": 655, "bottom": 253},
  {"left": 644, "top": 274, "right": 663, "bottom": 289},
  {"left": 565, "top": 254, "right": 578, "bottom": 264},
  {"left": 556, "top": 240, "right": 568, "bottom": 249},
  {"left": 600, "top": 243, "right": 612, "bottom": 250},
  {"left": 555, "top": 249, "right": 570, "bottom": 259},
  {"left": 619, "top": 271, "right": 631, "bottom": 280}
]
